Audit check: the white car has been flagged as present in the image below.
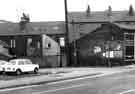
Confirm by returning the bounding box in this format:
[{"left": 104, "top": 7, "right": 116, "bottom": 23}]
[
  {"left": 5, "top": 59, "right": 39, "bottom": 75},
  {"left": 0, "top": 60, "right": 9, "bottom": 73}
]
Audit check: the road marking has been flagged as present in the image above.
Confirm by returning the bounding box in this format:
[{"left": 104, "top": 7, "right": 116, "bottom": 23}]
[
  {"left": 47, "top": 69, "right": 135, "bottom": 85},
  {"left": 32, "top": 83, "right": 90, "bottom": 94},
  {"left": 0, "top": 85, "right": 41, "bottom": 92},
  {"left": 0, "top": 73, "right": 111, "bottom": 93},
  {"left": 119, "top": 89, "right": 135, "bottom": 94},
  {"left": 47, "top": 73, "right": 112, "bottom": 85}
]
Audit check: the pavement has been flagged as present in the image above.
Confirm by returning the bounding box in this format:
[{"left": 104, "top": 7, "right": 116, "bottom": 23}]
[{"left": 0, "top": 65, "right": 135, "bottom": 89}]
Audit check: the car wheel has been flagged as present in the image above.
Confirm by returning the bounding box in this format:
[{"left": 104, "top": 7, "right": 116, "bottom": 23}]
[
  {"left": 34, "top": 68, "right": 38, "bottom": 74},
  {"left": 16, "top": 69, "right": 22, "bottom": 75},
  {"left": 2, "top": 71, "right": 5, "bottom": 75}
]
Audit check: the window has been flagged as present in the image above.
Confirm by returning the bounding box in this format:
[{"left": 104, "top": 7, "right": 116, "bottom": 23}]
[
  {"left": 18, "top": 61, "right": 24, "bottom": 65},
  {"left": 80, "top": 32, "right": 85, "bottom": 36},
  {"left": 10, "top": 39, "right": 16, "bottom": 48},
  {"left": 25, "top": 60, "right": 32, "bottom": 64},
  {"left": 0, "top": 61, "right": 6, "bottom": 65},
  {"left": 45, "top": 42, "right": 51, "bottom": 48},
  {"left": 59, "top": 37, "right": 65, "bottom": 47},
  {"left": 37, "top": 41, "right": 40, "bottom": 49},
  {"left": 48, "top": 43, "right": 51, "bottom": 48},
  {"left": 125, "top": 33, "right": 134, "bottom": 40},
  {"left": 27, "top": 38, "right": 32, "bottom": 46},
  {"left": 94, "top": 46, "right": 102, "bottom": 54},
  {"left": 9, "top": 61, "right": 16, "bottom": 65},
  {"left": 10, "top": 40, "right": 12, "bottom": 48}
]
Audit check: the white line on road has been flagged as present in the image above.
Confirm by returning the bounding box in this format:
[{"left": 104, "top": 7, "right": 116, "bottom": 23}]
[
  {"left": 0, "top": 73, "right": 110, "bottom": 93},
  {"left": 47, "top": 69, "right": 134, "bottom": 85},
  {"left": 47, "top": 73, "right": 112, "bottom": 85},
  {"left": 119, "top": 89, "right": 135, "bottom": 94},
  {"left": 32, "top": 83, "right": 90, "bottom": 94},
  {"left": 0, "top": 85, "right": 41, "bottom": 92}
]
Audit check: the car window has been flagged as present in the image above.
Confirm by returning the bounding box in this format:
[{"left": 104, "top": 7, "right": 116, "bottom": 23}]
[
  {"left": 9, "top": 61, "right": 16, "bottom": 65},
  {"left": 18, "top": 61, "right": 24, "bottom": 65},
  {"left": 0, "top": 61, "right": 6, "bottom": 65},
  {"left": 25, "top": 60, "right": 32, "bottom": 65}
]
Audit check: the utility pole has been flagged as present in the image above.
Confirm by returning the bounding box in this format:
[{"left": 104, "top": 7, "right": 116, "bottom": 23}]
[{"left": 64, "top": 0, "right": 70, "bottom": 66}]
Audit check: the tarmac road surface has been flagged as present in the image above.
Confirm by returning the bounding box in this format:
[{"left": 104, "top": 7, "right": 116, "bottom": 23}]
[{"left": 0, "top": 70, "right": 135, "bottom": 94}]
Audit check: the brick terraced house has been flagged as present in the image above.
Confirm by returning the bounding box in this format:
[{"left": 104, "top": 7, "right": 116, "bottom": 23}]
[{"left": 68, "top": 5, "right": 135, "bottom": 66}]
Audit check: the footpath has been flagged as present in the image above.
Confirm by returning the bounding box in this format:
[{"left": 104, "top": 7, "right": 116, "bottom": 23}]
[{"left": 0, "top": 65, "right": 135, "bottom": 89}]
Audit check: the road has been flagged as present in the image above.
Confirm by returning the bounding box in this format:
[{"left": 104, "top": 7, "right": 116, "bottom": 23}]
[{"left": 0, "top": 70, "right": 135, "bottom": 94}]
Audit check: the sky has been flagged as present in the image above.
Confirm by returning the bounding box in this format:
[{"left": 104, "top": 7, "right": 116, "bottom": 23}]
[{"left": 0, "top": 0, "right": 135, "bottom": 22}]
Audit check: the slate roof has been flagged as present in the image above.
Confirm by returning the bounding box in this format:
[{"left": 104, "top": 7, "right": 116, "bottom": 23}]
[
  {"left": 68, "top": 11, "right": 135, "bottom": 23},
  {"left": 0, "top": 22, "right": 19, "bottom": 35},
  {"left": 27, "top": 21, "right": 65, "bottom": 35},
  {"left": 0, "top": 21, "right": 65, "bottom": 35},
  {"left": 0, "top": 10, "right": 135, "bottom": 37},
  {"left": 68, "top": 10, "right": 135, "bottom": 42}
]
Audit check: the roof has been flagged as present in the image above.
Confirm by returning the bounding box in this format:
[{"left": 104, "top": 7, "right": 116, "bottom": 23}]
[
  {"left": 68, "top": 10, "right": 135, "bottom": 42},
  {"left": 27, "top": 21, "right": 65, "bottom": 35},
  {"left": 0, "top": 21, "right": 66, "bottom": 35},
  {"left": 113, "top": 23, "right": 135, "bottom": 30},
  {"left": 0, "top": 22, "right": 19, "bottom": 35},
  {"left": 68, "top": 11, "right": 135, "bottom": 23}
]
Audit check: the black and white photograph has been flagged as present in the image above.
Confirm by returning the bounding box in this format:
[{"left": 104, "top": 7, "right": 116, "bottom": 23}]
[{"left": 0, "top": 0, "right": 135, "bottom": 94}]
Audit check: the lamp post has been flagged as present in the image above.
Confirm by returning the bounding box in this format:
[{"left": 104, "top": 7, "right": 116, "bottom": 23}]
[{"left": 64, "top": 0, "right": 70, "bottom": 66}]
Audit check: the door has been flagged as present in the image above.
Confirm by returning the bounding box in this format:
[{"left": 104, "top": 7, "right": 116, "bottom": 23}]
[
  {"left": 125, "top": 46, "right": 134, "bottom": 60},
  {"left": 16, "top": 36, "right": 26, "bottom": 56}
]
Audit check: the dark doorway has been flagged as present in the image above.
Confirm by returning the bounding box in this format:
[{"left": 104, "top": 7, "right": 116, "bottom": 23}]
[
  {"left": 125, "top": 46, "right": 134, "bottom": 60},
  {"left": 15, "top": 36, "right": 26, "bottom": 57}
]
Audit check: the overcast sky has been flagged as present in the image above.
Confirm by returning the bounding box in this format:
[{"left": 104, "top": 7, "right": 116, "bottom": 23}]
[{"left": 1, "top": 0, "right": 135, "bottom": 22}]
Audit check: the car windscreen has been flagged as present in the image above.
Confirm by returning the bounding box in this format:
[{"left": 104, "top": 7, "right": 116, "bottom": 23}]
[
  {"left": 9, "top": 61, "right": 16, "bottom": 65},
  {"left": 0, "top": 61, "right": 6, "bottom": 65}
]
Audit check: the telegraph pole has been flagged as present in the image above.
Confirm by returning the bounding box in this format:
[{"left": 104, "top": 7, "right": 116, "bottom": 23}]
[{"left": 64, "top": 0, "right": 70, "bottom": 66}]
